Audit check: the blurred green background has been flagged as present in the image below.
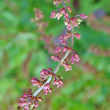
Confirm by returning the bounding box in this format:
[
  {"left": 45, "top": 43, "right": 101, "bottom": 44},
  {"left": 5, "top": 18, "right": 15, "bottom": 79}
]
[{"left": 0, "top": 0, "right": 110, "bottom": 110}]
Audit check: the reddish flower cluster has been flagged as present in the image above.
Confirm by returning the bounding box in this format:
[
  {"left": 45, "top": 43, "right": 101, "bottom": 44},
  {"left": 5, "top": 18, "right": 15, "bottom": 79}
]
[
  {"left": 18, "top": 0, "right": 87, "bottom": 109},
  {"left": 31, "top": 68, "right": 63, "bottom": 95},
  {"left": 43, "top": 83, "right": 52, "bottom": 95},
  {"left": 50, "top": 6, "right": 72, "bottom": 20},
  {"left": 34, "top": 8, "right": 44, "bottom": 21},
  {"left": 18, "top": 89, "right": 42, "bottom": 110},
  {"left": 40, "top": 68, "right": 53, "bottom": 79},
  {"left": 58, "top": 33, "right": 71, "bottom": 45},
  {"left": 71, "top": 51, "right": 80, "bottom": 64},
  {"left": 62, "top": 59, "right": 72, "bottom": 71},
  {"left": 74, "top": 33, "right": 81, "bottom": 39},
  {"left": 50, "top": 1, "right": 87, "bottom": 73},
  {"left": 80, "top": 13, "right": 88, "bottom": 19},
  {"left": 65, "top": 14, "right": 87, "bottom": 30},
  {"left": 58, "top": 32, "right": 81, "bottom": 46},
  {"left": 31, "top": 68, "right": 52, "bottom": 95},
  {"left": 53, "top": 75, "right": 63, "bottom": 88},
  {"left": 53, "top": 0, "right": 70, "bottom": 6},
  {"left": 51, "top": 55, "right": 61, "bottom": 62},
  {"left": 51, "top": 45, "right": 80, "bottom": 71},
  {"left": 51, "top": 54, "right": 72, "bottom": 71},
  {"left": 31, "top": 8, "right": 48, "bottom": 33},
  {"left": 31, "top": 77, "right": 43, "bottom": 87}
]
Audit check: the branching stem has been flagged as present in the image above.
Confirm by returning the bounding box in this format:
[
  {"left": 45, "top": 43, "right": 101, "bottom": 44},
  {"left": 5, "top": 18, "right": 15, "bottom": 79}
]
[
  {"left": 33, "top": 0, "right": 74, "bottom": 97},
  {"left": 61, "top": 0, "right": 75, "bottom": 48}
]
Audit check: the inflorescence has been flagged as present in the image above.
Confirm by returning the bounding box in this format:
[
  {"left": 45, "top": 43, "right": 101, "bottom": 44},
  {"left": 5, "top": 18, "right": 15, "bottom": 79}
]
[{"left": 18, "top": 0, "right": 87, "bottom": 109}]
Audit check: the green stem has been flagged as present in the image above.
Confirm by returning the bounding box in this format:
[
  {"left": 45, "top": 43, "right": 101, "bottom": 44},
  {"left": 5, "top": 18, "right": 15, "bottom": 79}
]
[
  {"left": 61, "top": 0, "right": 75, "bottom": 48},
  {"left": 33, "top": 0, "right": 74, "bottom": 97},
  {"left": 33, "top": 51, "right": 69, "bottom": 97}
]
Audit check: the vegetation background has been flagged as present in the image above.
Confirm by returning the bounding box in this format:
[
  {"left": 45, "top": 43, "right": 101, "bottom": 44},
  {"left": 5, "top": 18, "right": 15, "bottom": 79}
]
[{"left": 0, "top": 0, "right": 110, "bottom": 110}]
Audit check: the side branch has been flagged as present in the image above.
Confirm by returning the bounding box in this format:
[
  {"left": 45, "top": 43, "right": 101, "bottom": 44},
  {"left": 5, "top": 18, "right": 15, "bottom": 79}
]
[
  {"left": 33, "top": 51, "right": 69, "bottom": 96},
  {"left": 61, "top": 0, "right": 75, "bottom": 48}
]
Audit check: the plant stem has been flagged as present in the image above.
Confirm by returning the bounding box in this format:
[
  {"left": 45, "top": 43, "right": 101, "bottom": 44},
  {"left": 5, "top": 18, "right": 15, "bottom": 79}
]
[
  {"left": 33, "top": 0, "right": 74, "bottom": 97},
  {"left": 61, "top": 0, "right": 75, "bottom": 48},
  {"left": 71, "top": 25, "right": 74, "bottom": 48},
  {"left": 33, "top": 76, "right": 52, "bottom": 97},
  {"left": 33, "top": 51, "right": 69, "bottom": 97}
]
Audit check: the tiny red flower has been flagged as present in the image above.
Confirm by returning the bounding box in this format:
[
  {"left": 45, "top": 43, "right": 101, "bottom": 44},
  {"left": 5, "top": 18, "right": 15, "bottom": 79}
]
[
  {"left": 62, "top": 60, "right": 72, "bottom": 71},
  {"left": 67, "top": 23, "right": 71, "bottom": 30},
  {"left": 31, "top": 77, "right": 41, "bottom": 86},
  {"left": 43, "top": 83, "right": 52, "bottom": 95},
  {"left": 75, "top": 33, "right": 81, "bottom": 39},
  {"left": 66, "top": 6, "right": 72, "bottom": 12},
  {"left": 54, "top": 46, "right": 62, "bottom": 53},
  {"left": 18, "top": 89, "right": 41, "bottom": 110},
  {"left": 51, "top": 55, "right": 61, "bottom": 62},
  {"left": 40, "top": 68, "right": 51, "bottom": 79},
  {"left": 50, "top": 11, "right": 56, "bottom": 18},
  {"left": 53, "top": 0, "right": 70, "bottom": 6},
  {"left": 53, "top": 76, "right": 63, "bottom": 88},
  {"left": 80, "top": 13, "right": 88, "bottom": 19},
  {"left": 71, "top": 52, "right": 80, "bottom": 64},
  {"left": 34, "top": 8, "right": 44, "bottom": 21}
]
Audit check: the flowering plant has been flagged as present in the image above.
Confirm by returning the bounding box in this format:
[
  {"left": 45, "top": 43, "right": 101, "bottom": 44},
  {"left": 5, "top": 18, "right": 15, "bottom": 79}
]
[{"left": 18, "top": 0, "right": 87, "bottom": 109}]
